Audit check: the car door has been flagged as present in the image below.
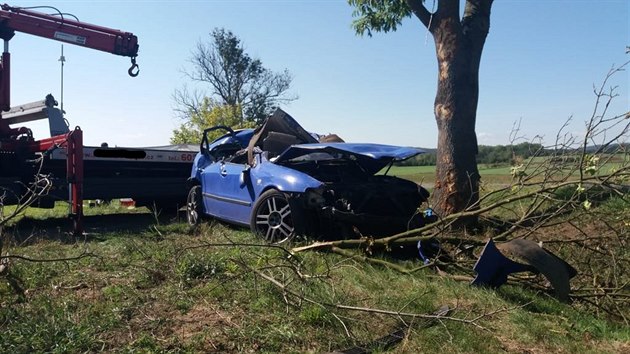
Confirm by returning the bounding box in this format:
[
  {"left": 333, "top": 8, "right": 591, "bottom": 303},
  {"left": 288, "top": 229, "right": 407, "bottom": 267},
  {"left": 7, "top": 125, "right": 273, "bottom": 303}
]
[{"left": 201, "top": 160, "right": 255, "bottom": 225}]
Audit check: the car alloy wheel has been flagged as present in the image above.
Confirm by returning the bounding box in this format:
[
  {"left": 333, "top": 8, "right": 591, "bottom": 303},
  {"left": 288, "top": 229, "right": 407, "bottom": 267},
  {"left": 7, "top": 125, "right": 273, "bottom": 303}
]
[
  {"left": 251, "top": 189, "right": 296, "bottom": 244},
  {"left": 186, "top": 185, "right": 203, "bottom": 226}
]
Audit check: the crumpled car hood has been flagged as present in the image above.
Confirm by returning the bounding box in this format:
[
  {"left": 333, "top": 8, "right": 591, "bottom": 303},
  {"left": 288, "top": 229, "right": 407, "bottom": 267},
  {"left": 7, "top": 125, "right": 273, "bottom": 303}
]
[{"left": 275, "top": 143, "right": 425, "bottom": 175}]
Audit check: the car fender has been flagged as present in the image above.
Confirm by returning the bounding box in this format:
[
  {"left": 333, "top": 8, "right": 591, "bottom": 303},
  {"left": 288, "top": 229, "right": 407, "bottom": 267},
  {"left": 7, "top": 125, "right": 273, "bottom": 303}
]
[
  {"left": 190, "top": 153, "right": 211, "bottom": 182},
  {"left": 186, "top": 176, "right": 200, "bottom": 189},
  {"left": 250, "top": 159, "right": 323, "bottom": 194}
]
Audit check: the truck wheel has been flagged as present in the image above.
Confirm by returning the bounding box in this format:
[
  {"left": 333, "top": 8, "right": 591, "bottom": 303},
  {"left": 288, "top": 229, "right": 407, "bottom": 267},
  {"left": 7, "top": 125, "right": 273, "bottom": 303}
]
[
  {"left": 250, "top": 189, "right": 299, "bottom": 244},
  {"left": 186, "top": 185, "right": 204, "bottom": 226}
]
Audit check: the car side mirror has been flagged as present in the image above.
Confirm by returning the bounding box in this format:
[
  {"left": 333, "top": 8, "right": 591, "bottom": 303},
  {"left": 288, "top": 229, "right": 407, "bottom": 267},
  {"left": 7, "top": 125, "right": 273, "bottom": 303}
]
[{"left": 239, "top": 166, "right": 251, "bottom": 187}]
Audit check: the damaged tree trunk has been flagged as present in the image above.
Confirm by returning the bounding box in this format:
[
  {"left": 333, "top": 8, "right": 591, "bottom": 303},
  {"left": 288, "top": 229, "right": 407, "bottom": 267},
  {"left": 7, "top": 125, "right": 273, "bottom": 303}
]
[
  {"left": 432, "top": 17, "right": 481, "bottom": 220},
  {"left": 408, "top": 0, "right": 493, "bottom": 224}
]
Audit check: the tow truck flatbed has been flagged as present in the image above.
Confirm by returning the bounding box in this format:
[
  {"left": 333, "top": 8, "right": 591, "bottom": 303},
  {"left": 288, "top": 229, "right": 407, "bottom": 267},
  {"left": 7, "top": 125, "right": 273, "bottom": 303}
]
[{"left": 1, "top": 142, "right": 196, "bottom": 208}]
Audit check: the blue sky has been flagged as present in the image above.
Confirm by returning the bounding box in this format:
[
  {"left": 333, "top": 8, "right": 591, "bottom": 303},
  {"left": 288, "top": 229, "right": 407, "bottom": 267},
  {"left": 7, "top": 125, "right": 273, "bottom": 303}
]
[{"left": 6, "top": 0, "right": 629, "bottom": 148}]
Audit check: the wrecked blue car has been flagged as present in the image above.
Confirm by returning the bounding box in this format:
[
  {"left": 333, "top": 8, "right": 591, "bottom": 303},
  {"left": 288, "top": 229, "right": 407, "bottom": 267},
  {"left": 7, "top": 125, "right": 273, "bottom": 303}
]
[{"left": 186, "top": 109, "right": 431, "bottom": 243}]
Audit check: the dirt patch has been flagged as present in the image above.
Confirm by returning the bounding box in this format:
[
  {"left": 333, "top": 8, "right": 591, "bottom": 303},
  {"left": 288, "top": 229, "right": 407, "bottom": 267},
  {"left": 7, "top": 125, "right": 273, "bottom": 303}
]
[
  {"left": 170, "top": 303, "right": 242, "bottom": 352},
  {"left": 100, "top": 300, "right": 244, "bottom": 352},
  {"left": 610, "top": 340, "right": 630, "bottom": 353},
  {"left": 498, "top": 337, "right": 549, "bottom": 354}
]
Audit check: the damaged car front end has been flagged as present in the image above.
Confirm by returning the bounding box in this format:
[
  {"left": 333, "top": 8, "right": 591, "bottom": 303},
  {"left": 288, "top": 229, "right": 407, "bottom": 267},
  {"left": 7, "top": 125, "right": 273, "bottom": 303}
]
[{"left": 274, "top": 144, "right": 431, "bottom": 239}]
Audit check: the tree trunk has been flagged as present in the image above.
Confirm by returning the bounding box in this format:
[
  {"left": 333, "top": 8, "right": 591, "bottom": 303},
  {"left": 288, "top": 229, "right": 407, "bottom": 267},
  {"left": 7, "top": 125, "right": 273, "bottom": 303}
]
[
  {"left": 427, "top": 1, "right": 492, "bottom": 225},
  {"left": 353, "top": 0, "right": 493, "bottom": 224}
]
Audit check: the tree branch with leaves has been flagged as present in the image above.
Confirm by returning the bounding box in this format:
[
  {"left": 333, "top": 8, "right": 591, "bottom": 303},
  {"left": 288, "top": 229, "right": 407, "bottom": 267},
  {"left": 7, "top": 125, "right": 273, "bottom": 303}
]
[{"left": 172, "top": 28, "right": 297, "bottom": 144}]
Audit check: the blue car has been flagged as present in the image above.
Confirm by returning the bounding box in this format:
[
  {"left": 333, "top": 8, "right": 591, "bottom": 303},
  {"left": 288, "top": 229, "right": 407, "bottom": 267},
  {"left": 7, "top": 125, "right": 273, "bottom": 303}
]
[{"left": 186, "top": 109, "right": 430, "bottom": 243}]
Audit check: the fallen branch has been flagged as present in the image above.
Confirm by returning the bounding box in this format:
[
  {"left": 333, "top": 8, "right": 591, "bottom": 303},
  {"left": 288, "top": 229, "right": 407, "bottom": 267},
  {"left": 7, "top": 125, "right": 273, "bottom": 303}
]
[
  {"left": 0, "top": 251, "right": 98, "bottom": 263},
  {"left": 329, "top": 246, "right": 419, "bottom": 274},
  {"left": 242, "top": 260, "right": 532, "bottom": 332},
  {"left": 327, "top": 305, "right": 451, "bottom": 354}
]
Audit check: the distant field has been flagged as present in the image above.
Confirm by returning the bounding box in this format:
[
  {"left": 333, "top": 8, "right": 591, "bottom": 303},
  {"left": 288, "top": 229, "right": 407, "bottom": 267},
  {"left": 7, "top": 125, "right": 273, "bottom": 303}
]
[
  {"left": 387, "top": 153, "right": 625, "bottom": 186},
  {"left": 381, "top": 166, "right": 435, "bottom": 187},
  {"left": 384, "top": 165, "right": 513, "bottom": 186}
]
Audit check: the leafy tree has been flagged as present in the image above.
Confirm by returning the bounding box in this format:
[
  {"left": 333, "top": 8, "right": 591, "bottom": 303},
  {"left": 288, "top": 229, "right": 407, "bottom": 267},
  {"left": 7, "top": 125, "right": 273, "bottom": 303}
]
[
  {"left": 171, "top": 99, "right": 254, "bottom": 144},
  {"left": 396, "top": 152, "right": 437, "bottom": 166},
  {"left": 349, "top": 0, "right": 494, "bottom": 222},
  {"left": 173, "top": 28, "right": 295, "bottom": 140}
]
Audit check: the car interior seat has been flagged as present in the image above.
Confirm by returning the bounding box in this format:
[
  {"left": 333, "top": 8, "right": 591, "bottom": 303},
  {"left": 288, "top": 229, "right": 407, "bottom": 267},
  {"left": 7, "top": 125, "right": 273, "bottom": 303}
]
[{"left": 262, "top": 131, "right": 301, "bottom": 158}]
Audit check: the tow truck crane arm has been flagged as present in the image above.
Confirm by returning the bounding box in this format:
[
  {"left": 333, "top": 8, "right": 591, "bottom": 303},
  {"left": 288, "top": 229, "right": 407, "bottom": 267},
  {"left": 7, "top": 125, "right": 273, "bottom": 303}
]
[
  {"left": 0, "top": 4, "right": 138, "bottom": 58},
  {"left": 0, "top": 3, "right": 139, "bottom": 113}
]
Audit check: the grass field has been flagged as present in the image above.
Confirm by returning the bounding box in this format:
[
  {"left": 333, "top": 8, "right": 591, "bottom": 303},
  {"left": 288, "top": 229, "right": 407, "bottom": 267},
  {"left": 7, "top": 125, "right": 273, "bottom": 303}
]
[
  {"left": 383, "top": 165, "right": 514, "bottom": 186},
  {"left": 385, "top": 155, "right": 624, "bottom": 186},
  {"left": 1, "top": 199, "right": 629, "bottom": 353},
  {"left": 1, "top": 156, "right": 628, "bottom": 352}
]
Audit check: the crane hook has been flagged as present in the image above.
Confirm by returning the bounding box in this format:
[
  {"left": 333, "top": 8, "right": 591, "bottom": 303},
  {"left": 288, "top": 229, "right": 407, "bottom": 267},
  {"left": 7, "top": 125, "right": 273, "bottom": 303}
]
[{"left": 128, "top": 56, "right": 139, "bottom": 77}]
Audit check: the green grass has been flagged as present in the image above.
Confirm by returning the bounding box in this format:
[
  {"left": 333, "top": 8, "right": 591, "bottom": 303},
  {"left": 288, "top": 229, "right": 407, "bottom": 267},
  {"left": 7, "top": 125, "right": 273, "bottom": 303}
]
[
  {"left": 2, "top": 200, "right": 150, "bottom": 227},
  {"left": 1, "top": 218, "right": 629, "bottom": 353},
  {"left": 384, "top": 165, "right": 514, "bottom": 185},
  {"left": 1, "top": 155, "right": 627, "bottom": 352}
]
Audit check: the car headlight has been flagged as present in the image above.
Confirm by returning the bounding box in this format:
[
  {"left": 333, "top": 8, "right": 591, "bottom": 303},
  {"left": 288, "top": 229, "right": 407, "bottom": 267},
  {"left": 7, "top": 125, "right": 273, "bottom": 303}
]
[{"left": 305, "top": 188, "right": 325, "bottom": 208}]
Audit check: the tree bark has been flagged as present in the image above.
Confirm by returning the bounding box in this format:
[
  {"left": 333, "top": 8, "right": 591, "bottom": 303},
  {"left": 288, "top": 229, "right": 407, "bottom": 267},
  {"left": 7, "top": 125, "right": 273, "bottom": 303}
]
[{"left": 410, "top": 0, "right": 493, "bottom": 224}]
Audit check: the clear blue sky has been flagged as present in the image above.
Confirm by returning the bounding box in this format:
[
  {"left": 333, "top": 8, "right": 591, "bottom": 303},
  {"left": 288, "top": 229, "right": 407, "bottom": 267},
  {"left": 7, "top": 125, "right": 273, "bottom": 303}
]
[{"left": 6, "top": 0, "right": 629, "bottom": 148}]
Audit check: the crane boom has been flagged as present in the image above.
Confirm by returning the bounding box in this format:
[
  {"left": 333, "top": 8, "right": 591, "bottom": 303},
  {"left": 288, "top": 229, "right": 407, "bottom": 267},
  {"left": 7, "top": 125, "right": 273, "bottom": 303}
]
[
  {"left": 0, "top": 2, "right": 139, "bottom": 135},
  {"left": 0, "top": 3, "right": 138, "bottom": 58}
]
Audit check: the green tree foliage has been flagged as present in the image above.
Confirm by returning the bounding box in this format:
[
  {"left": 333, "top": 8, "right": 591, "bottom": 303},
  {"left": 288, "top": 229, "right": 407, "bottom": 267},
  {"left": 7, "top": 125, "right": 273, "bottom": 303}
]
[
  {"left": 170, "top": 99, "right": 254, "bottom": 144},
  {"left": 348, "top": 0, "right": 413, "bottom": 36},
  {"left": 396, "top": 152, "right": 437, "bottom": 166},
  {"left": 172, "top": 28, "right": 295, "bottom": 142},
  {"left": 478, "top": 142, "right": 544, "bottom": 165}
]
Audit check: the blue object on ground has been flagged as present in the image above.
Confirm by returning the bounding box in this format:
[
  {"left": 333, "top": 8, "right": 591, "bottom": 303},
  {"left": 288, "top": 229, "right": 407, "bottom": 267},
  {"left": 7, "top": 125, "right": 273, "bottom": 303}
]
[{"left": 471, "top": 239, "right": 535, "bottom": 288}]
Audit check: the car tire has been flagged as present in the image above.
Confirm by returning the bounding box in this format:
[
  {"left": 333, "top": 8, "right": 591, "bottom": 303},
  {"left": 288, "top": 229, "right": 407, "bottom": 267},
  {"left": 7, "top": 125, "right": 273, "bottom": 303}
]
[
  {"left": 250, "top": 189, "right": 300, "bottom": 244},
  {"left": 186, "top": 185, "right": 204, "bottom": 226}
]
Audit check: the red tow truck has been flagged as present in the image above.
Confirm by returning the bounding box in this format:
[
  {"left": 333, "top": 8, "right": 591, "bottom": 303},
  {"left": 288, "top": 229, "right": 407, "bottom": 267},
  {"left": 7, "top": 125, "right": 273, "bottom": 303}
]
[{"left": 0, "top": 4, "right": 195, "bottom": 234}]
